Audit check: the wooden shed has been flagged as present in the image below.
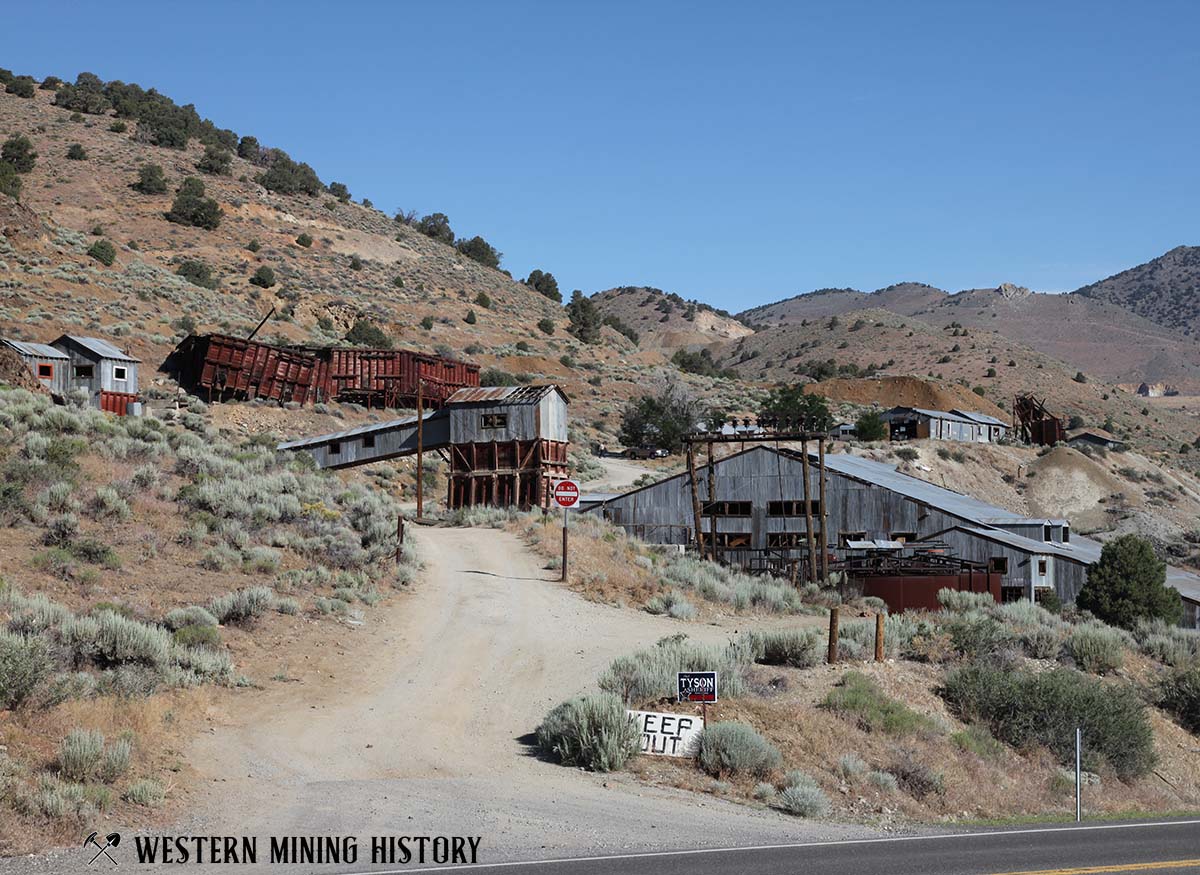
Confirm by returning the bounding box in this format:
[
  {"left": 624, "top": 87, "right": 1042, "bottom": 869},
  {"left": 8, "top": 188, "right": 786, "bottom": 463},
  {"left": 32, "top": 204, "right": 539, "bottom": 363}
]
[
  {"left": 51, "top": 335, "right": 140, "bottom": 414},
  {"left": 0, "top": 339, "right": 70, "bottom": 395}
]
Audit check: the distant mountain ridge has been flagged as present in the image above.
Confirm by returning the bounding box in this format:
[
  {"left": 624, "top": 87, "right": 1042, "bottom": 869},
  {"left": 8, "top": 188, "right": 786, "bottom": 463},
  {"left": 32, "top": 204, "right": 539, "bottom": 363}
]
[{"left": 1072, "top": 245, "right": 1200, "bottom": 336}]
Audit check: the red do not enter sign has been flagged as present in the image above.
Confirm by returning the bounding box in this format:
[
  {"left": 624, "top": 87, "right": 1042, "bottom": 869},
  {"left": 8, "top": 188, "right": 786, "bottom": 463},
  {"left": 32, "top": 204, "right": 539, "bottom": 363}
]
[{"left": 553, "top": 479, "right": 580, "bottom": 508}]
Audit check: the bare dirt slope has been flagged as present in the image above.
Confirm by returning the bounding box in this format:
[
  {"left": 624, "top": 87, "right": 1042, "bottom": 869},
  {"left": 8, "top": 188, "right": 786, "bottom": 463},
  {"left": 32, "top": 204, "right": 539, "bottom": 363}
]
[{"left": 167, "top": 527, "right": 870, "bottom": 869}]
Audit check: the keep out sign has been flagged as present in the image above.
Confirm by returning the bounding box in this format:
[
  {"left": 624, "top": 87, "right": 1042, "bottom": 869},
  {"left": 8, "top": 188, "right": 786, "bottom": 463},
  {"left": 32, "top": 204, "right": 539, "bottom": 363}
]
[{"left": 627, "top": 710, "right": 702, "bottom": 757}]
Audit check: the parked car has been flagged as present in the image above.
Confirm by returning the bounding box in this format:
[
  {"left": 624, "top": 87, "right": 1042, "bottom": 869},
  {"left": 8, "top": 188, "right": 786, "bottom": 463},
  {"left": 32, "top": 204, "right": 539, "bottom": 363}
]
[{"left": 625, "top": 446, "right": 669, "bottom": 459}]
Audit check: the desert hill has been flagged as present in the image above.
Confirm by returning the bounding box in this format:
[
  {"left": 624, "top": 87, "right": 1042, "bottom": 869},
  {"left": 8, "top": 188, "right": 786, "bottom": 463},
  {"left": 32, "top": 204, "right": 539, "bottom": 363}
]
[
  {"left": 1073, "top": 245, "right": 1200, "bottom": 336},
  {"left": 590, "top": 286, "right": 753, "bottom": 352}
]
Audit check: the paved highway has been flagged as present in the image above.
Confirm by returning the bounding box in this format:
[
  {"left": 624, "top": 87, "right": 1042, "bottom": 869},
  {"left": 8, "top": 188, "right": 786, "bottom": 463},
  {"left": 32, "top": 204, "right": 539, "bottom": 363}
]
[{"left": 343, "top": 818, "right": 1199, "bottom": 875}]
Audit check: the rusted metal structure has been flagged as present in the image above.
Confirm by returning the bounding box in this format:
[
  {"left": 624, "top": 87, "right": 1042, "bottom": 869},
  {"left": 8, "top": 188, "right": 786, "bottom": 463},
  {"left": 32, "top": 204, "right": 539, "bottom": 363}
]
[
  {"left": 278, "top": 384, "right": 570, "bottom": 511},
  {"left": 167, "top": 334, "right": 479, "bottom": 408},
  {"left": 1012, "top": 393, "right": 1066, "bottom": 446},
  {"left": 836, "top": 549, "right": 1001, "bottom": 612}
]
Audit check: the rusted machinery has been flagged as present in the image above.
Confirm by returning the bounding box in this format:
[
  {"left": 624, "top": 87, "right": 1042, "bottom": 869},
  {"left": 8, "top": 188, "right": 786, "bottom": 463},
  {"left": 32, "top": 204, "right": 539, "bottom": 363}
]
[
  {"left": 1012, "top": 394, "right": 1066, "bottom": 446},
  {"left": 167, "top": 334, "right": 479, "bottom": 408}
]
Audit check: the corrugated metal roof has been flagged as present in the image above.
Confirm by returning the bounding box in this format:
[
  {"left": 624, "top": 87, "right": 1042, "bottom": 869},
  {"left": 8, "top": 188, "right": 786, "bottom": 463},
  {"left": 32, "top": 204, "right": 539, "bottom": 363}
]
[
  {"left": 445, "top": 384, "right": 568, "bottom": 405},
  {"left": 56, "top": 335, "right": 140, "bottom": 362},
  {"left": 887, "top": 406, "right": 978, "bottom": 425},
  {"left": 846, "top": 539, "right": 904, "bottom": 550},
  {"left": 276, "top": 410, "right": 445, "bottom": 450},
  {"left": 789, "top": 450, "right": 1035, "bottom": 524},
  {"left": 0, "top": 339, "right": 68, "bottom": 360},
  {"left": 951, "top": 409, "right": 1008, "bottom": 427}
]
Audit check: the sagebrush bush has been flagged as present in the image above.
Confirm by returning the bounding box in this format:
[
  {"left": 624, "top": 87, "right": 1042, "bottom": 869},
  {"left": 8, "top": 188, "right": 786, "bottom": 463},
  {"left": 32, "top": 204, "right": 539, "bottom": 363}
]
[
  {"left": 645, "top": 589, "right": 696, "bottom": 620},
  {"left": 59, "top": 729, "right": 104, "bottom": 781},
  {"left": 0, "top": 630, "right": 53, "bottom": 708},
  {"left": 536, "top": 694, "right": 640, "bottom": 772},
  {"left": 660, "top": 555, "right": 802, "bottom": 614},
  {"left": 99, "top": 736, "right": 132, "bottom": 783},
  {"left": 173, "top": 624, "right": 221, "bottom": 649},
  {"left": 163, "top": 605, "right": 218, "bottom": 631},
  {"left": 936, "top": 589, "right": 996, "bottom": 613},
  {"left": 124, "top": 778, "right": 164, "bottom": 807},
  {"left": 210, "top": 587, "right": 275, "bottom": 624},
  {"left": 747, "top": 628, "right": 823, "bottom": 668},
  {"left": 776, "top": 772, "right": 830, "bottom": 817},
  {"left": 1159, "top": 668, "right": 1200, "bottom": 733},
  {"left": 890, "top": 752, "right": 944, "bottom": 799},
  {"left": 697, "top": 722, "right": 781, "bottom": 778},
  {"left": 1067, "top": 622, "right": 1126, "bottom": 674},
  {"left": 867, "top": 770, "right": 898, "bottom": 792},
  {"left": 941, "top": 663, "right": 1155, "bottom": 779},
  {"left": 1022, "top": 626, "right": 1063, "bottom": 660},
  {"left": 835, "top": 752, "right": 867, "bottom": 780},
  {"left": 823, "top": 671, "right": 935, "bottom": 735},
  {"left": 599, "top": 636, "right": 752, "bottom": 704}
]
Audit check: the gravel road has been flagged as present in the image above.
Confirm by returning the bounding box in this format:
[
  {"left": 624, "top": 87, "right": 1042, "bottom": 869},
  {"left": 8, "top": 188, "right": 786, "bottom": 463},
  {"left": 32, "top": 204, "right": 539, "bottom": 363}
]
[{"left": 9, "top": 527, "right": 875, "bottom": 873}]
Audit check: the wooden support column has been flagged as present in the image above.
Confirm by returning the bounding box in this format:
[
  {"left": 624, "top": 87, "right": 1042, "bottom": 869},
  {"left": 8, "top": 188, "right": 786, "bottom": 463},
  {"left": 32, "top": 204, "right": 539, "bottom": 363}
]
[
  {"left": 801, "top": 439, "right": 818, "bottom": 583},
  {"left": 687, "top": 444, "right": 705, "bottom": 558},
  {"left": 707, "top": 440, "right": 717, "bottom": 562},
  {"left": 818, "top": 436, "right": 829, "bottom": 582},
  {"left": 416, "top": 380, "right": 424, "bottom": 517}
]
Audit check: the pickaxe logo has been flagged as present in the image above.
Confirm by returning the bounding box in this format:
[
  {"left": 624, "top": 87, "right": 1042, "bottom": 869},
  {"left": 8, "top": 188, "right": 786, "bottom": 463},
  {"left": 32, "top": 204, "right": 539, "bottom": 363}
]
[{"left": 84, "top": 832, "right": 120, "bottom": 866}]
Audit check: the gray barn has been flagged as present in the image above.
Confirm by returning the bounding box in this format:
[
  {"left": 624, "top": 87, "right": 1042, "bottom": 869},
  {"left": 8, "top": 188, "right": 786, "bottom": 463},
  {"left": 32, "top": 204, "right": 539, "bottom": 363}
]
[
  {"left": 51, "top": 335, "right": 140, "bottom": 412},
  {"left": 883, "top": 407, "right": 1008, "bottom": 443},
  {"left": 589, "top": 445, "right": 1200, "bottom": 619},
  {"left": 1, "top": 339, "right": 70, "bottom": 395}
]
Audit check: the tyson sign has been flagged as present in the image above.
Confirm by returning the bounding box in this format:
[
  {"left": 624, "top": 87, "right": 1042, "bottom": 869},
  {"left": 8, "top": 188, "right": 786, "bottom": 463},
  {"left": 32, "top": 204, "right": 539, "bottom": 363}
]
[
  {"left": 552, "top": 479, "right": 580, "bottom": 508},
  {"left": 626, "top": 710, "right": 703, "bottom": 757}
]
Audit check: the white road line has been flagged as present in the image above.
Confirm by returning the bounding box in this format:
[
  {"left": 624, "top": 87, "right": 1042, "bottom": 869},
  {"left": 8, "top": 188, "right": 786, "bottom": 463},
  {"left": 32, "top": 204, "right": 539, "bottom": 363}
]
[{"left": 338, "top": 818, "right": 1200, "bottom": 875}]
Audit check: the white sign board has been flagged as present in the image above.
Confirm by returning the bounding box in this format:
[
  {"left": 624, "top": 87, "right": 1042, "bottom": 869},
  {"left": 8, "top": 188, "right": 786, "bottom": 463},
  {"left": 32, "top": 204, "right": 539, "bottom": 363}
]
[{"left": 627, "top": 709, "right": 703, "bottom": 758}]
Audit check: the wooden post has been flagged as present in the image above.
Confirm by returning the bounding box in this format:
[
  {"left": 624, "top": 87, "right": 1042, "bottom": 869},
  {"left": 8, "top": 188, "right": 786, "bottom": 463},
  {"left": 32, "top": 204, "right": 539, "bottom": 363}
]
[
  {"left": 395, "top": 515, "right": 404, "bottom": 564},
  {"left": 818, "top": 436, "right": 829, "bottom": 583},
  {"left": 801, "top": 439, "right": 818, "bottom": 583},
  {"left": 707, "top": 440, "right": 717, "bottom": 562},
  {"left": 416, "top": 380, "right": 424, "bottom": 518},
  {"left": 875, "top": 611, "right": 885, "bottom": 662},
  {"left": 687, "top": 444, "right": 705, "bottom": 558},
  {"left": 827, "top": 605, "right": 840, "bottom": 664}
]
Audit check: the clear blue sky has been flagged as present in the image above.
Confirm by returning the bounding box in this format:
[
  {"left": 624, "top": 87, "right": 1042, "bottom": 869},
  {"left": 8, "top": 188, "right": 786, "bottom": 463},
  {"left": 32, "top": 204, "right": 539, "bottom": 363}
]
[{"left": 4, "top": 1, "right": 1198, "bottom": 309}]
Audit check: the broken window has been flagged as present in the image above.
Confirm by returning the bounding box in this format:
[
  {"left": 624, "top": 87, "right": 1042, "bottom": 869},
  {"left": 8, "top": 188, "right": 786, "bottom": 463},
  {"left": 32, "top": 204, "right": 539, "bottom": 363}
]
[
  {"left": 1037, "top": 558, "right": 1048, "bottom": 576},
  {"left": 1042, "top": 524, "right": 1052, "bottom": 542},
  {"left": 989, "top": 557, "right": 1009, "bottom": 574},
  {"left": 328, "top": 441, "right": 342, "bottom": 455},
  {"left": 701, "top": 501, "right": 752, "bottom": 517},
  {"left": 481, "top": 413, "right": 508, "bottom": 429},
  {"left": 839, "top": 531, "right": 867, "bottom": 546},
  {"left": 362, "top": 433, "right": 376, "bottom": 449},
  {"left": 711, "top": 531, "right": 753, "bottom": 548},
  {"left": 767, "top": 500, "right": 821, "bottom": 516},
  {"left": 890, "top": 532, "right": 917, "bottom": 543},
  {"left": 767, "top": 532, "right": 813, "bottom": 548},
  {"left": 113, "top": 366, "right": 128, "bottom": 381},
  {"left": 37, "top": 363, "right": 53, "bottom": 379},
  {"left": 74, "top": 365, "right": 94, "bottom": 379},
  {"left": 1062, "top": 526, "right": 1070, "bottom": 544}
]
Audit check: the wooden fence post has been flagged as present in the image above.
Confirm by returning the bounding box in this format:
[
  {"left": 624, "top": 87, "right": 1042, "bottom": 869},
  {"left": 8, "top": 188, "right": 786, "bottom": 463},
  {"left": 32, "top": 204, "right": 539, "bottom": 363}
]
[
  {"left": 875, "top": 612, "right": 885, "bottom": 662},
  {"left": 827, "top": 606, "right": 839, "bottom": 664}
]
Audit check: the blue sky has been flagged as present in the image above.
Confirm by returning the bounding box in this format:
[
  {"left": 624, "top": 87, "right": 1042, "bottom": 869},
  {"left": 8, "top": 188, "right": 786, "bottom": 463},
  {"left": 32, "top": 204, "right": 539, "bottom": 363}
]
[{"left": 4, "top": 1, "right": 1198, "bottom": 310}]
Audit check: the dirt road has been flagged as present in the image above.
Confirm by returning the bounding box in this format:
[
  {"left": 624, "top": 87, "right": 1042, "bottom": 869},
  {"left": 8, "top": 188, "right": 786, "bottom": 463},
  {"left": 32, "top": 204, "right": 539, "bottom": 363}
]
[{"left": 148, "top": 527, "right": 872, "bottom": 870}]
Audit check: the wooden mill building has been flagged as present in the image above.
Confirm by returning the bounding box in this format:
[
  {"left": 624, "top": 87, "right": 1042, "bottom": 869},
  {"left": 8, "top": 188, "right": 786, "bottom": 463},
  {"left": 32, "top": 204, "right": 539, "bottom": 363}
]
[
  {"left": 588, "top": 445, "right": 1200, "bottom": 620},
  {"left": 278, "top": 384, "right": 569, "bottom": 510}
]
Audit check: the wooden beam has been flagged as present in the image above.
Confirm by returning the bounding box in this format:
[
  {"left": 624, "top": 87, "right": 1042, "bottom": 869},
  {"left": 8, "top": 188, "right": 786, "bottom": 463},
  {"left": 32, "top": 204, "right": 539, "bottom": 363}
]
[
  {"left": 801, "top": 439, "right": 818, "bottom": 584},
  {"left": 818, "top": 436, "right": 829, "bottom": 583},
  {"left": 416, "top": 380, "right": 424, "bottom": 517},
  {"left": 687, "top": 444, "right": 705, "bottom": 558},
  {"left": 707, "top": 440, "right": 717, "bottom": 562}
]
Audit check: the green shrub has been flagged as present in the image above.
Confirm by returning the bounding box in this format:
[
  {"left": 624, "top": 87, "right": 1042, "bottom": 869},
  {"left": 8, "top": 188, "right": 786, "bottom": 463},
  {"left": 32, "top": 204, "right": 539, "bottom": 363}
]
[
  {"left": 835, "top": 753, "right": 867, "bottom": 780},
  {"left": 60, "top": 728, "right": 104, "bottom": 781},
  {"left": 599, "top": 636, "right": 751, "bottom": 704},
  {"left": 537, "top": 318, "right": 555, "bottom": 335},
  {"left": 536, "top": 693, "right": 640, "bottom": 772},
  {"left": 132, "top": 163, "right": 167, "bottom": 195},
  {"left": 173, "top": 624, "right": 221, "bottom": 649},
  {"left": 1067, "top": 623, "right": 1126, "bottom": 674},
  {"left": 894, "top": 446, "right": 919, "bottom": 462},
  {"left": 464, "top": 309, "right": 477, "bottom": 325},
  {"left": 86, "top": 239, "right": 116, "bottom": 266},
  {"left": 196, "top": 145, "right": 231, "bottom": 175},
  {"left": 951, "top": 724, "right": 1004, "bottom": 759},
  {"left": 776, "top": 771, "right": 830, "bottom": 817},
  {"left": 1077, "top": 534, "right": 1182, "bottom": 629},
  {"left": 176, "top": 259, "right": 217, "bottom": 289},
  {"left": 349, "top": 254, "right": 364, "bottom": 271},
  {"left": 456, "top": 236, "right": 501, "bottom": 268},
  {"left": 109, "top": 120, "right": 127, "bottom": 133},
  {"left": 474, "top": 292, "right": 492, "bottom": 309},
  {"left": 166, "top": 177, "right": 222, "bottom": 230},
  {"left": 344, "top": 318, "right": 391, "bottom": 348},
  {"left": 644, "top": 590, "right": 696, "bottom": 620},
  {"left": 256, "top": 153, "right": 322, "bottom": 196},
  {"left": 1159, "top": 668, "right": 1200, "bottom": 733},
  {"left": 0, "top": 161, "right": 21, "bottom": 199},
  {"left": 90, "top": 611, "right": 173, "bottom": 667},
  {"left": 822, "top": 671, "right": 935, "bottom": 735},
  {"left": 0, "top": 630, "right": 52, "bottom": 708},
  {"left": 525, "top": 269, "right": 560, "bottom": 302},
  {"left": 936, "top": 589, "right": 996, "bottom": 613},
  {"left": 329, "top": 181, "right": 350, "bottom": 202},
  {"left": 867, "top": 770, "right": 898, "bottom": 792},
  {"left": 2, "top": 135, "right": 37, "bottom": 172},
  {"left": 420, "top": 315, "right": 434, "bottom": 330},
  {"left": 854, "top": 410, "right": 887, "bottom": 441},
  {"left": 66, "top": 143, "right": 87, "bottom": 161},
  {"left": 249, "top": 266, "right": 276, "bottom": 288},
  {"left": 209, "top": 586, "right": 275, "bottom": 625},
  {"left": 1022, "top": 626, "right": 1064, "bottom": 659},
  {"left": 889, "top": 752, "right": 944, "bottom": 799},
  {"left": 295, "top": 232, "right": 313, "bottom": 248},
  {"left": 697, "top": 722, "right": 781, "bottom": 778},
  {"left": 6, "top": 76, "right": 35, "bottom": 98},
  {"left": 940, "top": 663, "right": 1155, "bottom": 779},
  {"left": 246, "top": 238, "right": 261, "bottom": 252},
  {"left": 945, "top": 613, "right": 1014, "bottom": 658}
]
